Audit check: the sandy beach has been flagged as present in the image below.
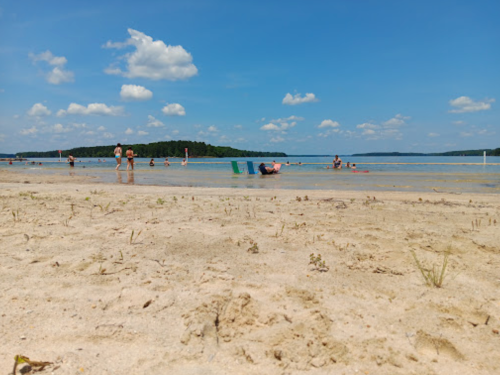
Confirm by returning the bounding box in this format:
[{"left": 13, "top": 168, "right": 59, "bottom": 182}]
[{"left": 1, "top": 170, "right": 499, "bottom": 375}]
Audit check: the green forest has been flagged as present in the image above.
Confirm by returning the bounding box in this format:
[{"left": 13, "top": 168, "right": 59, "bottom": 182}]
[
  {"left": 353, "top": 148, "right": 500, "bottom": 157},
  {"left": 17, "top": 140, "right": 287, "bottom": 158}
]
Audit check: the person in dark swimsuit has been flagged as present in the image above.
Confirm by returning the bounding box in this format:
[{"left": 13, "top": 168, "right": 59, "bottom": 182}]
[
  {"left": 149, "top": 158, "right": 155, "bottom": 167},
  {"left": 333, "top": 155, "right": 342, "bottom": 169},
  {"left": 259, "top": 163, "right": 275, "bottom": 175},
  {"left": 126, "top": 147, "right": 137, "bottom": 171},
  {"left": 67, "top": 153, "right": 76, "bottom": 167}
]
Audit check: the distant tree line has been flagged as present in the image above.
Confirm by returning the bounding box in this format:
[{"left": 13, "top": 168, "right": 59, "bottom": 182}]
[
  {"left": 16, "top": 140, "right": 287, "bottom": 158},
  {"left": 353, "top": 148, "right": 500, "bottom": 157}
]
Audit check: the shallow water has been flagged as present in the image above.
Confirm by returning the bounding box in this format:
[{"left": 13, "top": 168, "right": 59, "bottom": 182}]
[{"left": 3, "top": 156, "right": 500, "bottom": 193}]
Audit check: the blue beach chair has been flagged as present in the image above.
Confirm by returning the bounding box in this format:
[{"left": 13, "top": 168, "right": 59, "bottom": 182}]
[
  {"left": 231, "top": 161, "right": 243, "bottom": 174},
  {"left": 246, "top": 161, "right": 259, "bottom": 175}
]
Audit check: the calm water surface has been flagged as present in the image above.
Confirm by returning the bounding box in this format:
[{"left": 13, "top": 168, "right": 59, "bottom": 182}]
[{"left": 3, "top": 156, "right": 500, "bottom": 193}]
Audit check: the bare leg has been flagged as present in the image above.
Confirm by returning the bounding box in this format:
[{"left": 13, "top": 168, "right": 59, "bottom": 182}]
[{"left": 115, "top": 158, "right": 121, "bottom": 170}]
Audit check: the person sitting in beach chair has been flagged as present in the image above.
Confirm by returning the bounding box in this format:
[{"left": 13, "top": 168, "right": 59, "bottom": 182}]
[{"left": 259, "top": 163, "right": 275, "bottom": 175}]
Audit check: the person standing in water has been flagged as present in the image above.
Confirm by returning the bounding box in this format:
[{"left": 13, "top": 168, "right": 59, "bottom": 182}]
[
  {"left": 114, "top": 143, "right": 122, "bottom": 170},
  {"left": 126, "top": 147, "right": 137, "bottom": 171},
  {"left": 164, "top": 157, "right": 170, "bottom": 167},
  {"left": 67, "top": 153, "right": 76, "bottom": 167},
  {"left": 149, "top": 158, "right": 155, "bottom": 166},
  {"left": 181, "top": 158, "right": 188, "bottom": 166},
  {"left": 333, "top": 155, "right": 342, "bottom": 169}
]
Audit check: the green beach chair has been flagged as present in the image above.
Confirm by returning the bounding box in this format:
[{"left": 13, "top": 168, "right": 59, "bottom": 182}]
[{"left": 231, "top": 161, "right": 243, "bottom": 174}]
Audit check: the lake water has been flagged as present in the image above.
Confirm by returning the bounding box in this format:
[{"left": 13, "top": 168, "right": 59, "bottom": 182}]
[{"left": 3, "top": 156, "right": 500, "bottom": 193}]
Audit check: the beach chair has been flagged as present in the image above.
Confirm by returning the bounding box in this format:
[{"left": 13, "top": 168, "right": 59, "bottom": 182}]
[
  {"left": 274, "top": 164, "right": 282, "bottom": 173},
  {"left": 246, "top": 161, "right": 258, "bottom": 175},
  {"left": 231, "top": 161, "right": 243, "bottom": 174}
]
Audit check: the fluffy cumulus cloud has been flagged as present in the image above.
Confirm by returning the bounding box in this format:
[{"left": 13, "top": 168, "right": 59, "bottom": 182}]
[
  {"left": 137, "top": 130, "right": 149, "bottom": 136},
  {"left": 162, "top": 103, "right": 185, "bottom": 116},
  {"left": 146, "top": 115, "right": 165, "bottom": 127},
  {"left": 261, "top": 115, "right": 304, "bottom": 132},
  {"left": 282, "top": 92, "right": 318, "bottom": 105},
  {"left": 383, "top": 114, "right": 410, "bottom": 127},
  {"left": 57, "top": 103, "right": 124, "bottom": 117},
  {"left": 207, "top": 125, "right": 218, "bottom": 132},
  {"left": 29, "top": 50, "right": 74, "bottom": 85},
  {"left": 120, "top": 84, "right": 153, "bottom": 101},
  {"left": 97, "top": 126, "right": 106, "bottom": 131},
  {"left": 354, "top": 114, "right": 409, "bottom": 140},
  {"left": 125, "top": 128, "right": 134, "bottom": 135},
  {"left": 449, "top": 96, "right": 495, "bottom": 113},
  {"left": 318, "top": 119, "right": 340, "bottom": 128},
  {"left": 103, "top": 29, "right": 198, "bottom": 81},
  {"left": 27, "top": 103, "right": 51, "bottom": 117}
]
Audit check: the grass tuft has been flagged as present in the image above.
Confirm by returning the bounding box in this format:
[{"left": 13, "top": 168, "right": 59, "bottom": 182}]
[{"left": 410, "top": 249, "right": 450, "bottom": 288}]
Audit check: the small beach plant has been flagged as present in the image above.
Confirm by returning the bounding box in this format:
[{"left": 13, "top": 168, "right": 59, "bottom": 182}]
[
  {"left": 410, "top": 249, "right": 450, "bottom": 288},
  {"left": 309, "top": 253, "right": 329, "bottom": 272}
]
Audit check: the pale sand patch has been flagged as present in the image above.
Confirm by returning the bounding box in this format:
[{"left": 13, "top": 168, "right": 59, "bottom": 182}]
[{"left": 1, "top": 171, "right": 499, "bottom": 374}]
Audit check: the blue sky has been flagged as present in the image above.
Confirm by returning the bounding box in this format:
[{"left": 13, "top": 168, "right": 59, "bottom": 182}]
[{"left": 0, "top": 0, "right": 498, "bottom": 155}]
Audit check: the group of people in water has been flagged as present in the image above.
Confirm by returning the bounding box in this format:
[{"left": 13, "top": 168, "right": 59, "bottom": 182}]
[{"left": 63, "top": 143, "right": 358, "bottom": 174}]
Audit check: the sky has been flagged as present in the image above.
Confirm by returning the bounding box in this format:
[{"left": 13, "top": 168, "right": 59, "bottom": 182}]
[{"left": 0, "top": 0, "right": 498, "bottom": 155}]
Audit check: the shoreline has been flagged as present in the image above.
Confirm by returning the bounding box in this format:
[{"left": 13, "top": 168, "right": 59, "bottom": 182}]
[{"left": 1, "top": 173, "right": 499, "bottom": 374}]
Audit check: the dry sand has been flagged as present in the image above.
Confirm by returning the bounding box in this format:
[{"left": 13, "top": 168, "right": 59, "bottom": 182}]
[{"left": 1, "top": 170, "right": 499, "bottom": 374}]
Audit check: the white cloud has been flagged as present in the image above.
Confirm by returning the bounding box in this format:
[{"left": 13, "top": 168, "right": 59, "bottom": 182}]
[
  {"left": 318, "top": 119, "right": 340, "bottom": 128},
  {"left": 103, "top": 132, "right": 114, "bottom": 139},
  {"left": 428, "top": 133, "right": 440, "bottom": 137},
  {"left": 452, "top": 120, "right": 465, "bottom": 125},
  {"left": 261, "top": 123, "right": 280, "bottom": 131},
  {"left": 57, "top": 103, "right": 124, "bottom": 117},
  {"left": 125, "top": 128, "right": 134, "bottom": 135},
  {"left": 356, "top": 123, "right": 378, "bottom": 129},
  {"left": 71, "top": 123, "right": 87, "bottom": 129},
  {"left": 29, "top": 50, "right": 67, "bottom": 66},
  {"left": 383, "top": 114, "right": 410, "bottom": 127},
  {"left": 27, "top": 103, "right": 51, "bottom": 117},
  {"left": 234, "top": 124, "right": 243, "bottom": 129},
  {"left": 162, "top": 103, "right": 185, "bottom": 116},
  {"left": 270, "top": 136, "right": 285, "bottom": 143},
  {"left": 282, "top": 92, "right": 318, "bottom": 105},
  {"left": 146, "top": 115, "right": 165, "bottom": 127},
  {"left": 197, "top": 130, "right": 208, "bottom": 137},
  {"left": 20, "top": 126, "right": 38, "bottom": 135},
  {"left": 103, "top": 28, "right": 198, "bottom": 81},
  {"left": 207, "top": 125, "right": 218, "bottom": 132},
  {"left": 29, "top": 50, "right": 74, "bottom": 85},
  {"left": 362, "top": 129, "right": 376, "bottom": 136},
  {"left": 97, "top": 126, "right": 106, "bottom": 131},
  {"left": 137, "top": 130, "right": 149, "bottom": 136},
  {"left": 50, "top": 123, "right": 72, "bottom": 133},
  {"left": 81, "top": 130, "right": 95, "bottom": 136},
  {"left": 172, "top": 130, "right": 179, "bottom": 135},
  {"left": 120, "top": 84, "right": 153, "bottom": 101},
  {"left": 46, "top": 67, "right": 74, "bottom": 84},
  {"left": 460, "top": 131, "right": 473, "bottom": 137},
  {"left": 449, "top": 96, "right": 495, "bottom": 113}
]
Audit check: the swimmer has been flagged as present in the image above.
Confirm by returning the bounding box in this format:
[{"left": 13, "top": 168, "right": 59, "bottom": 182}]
[
  {"left": 346, "top": 162, "right": 351, "bottom": 168},
  {"left": 181, "top": 158, "right": 188, "bottom": 166},
  {"left": 126, "top": 147, "right": 137, "bottom": 171},
  {"left": 67, "top": 153, "right": 76, "bottom": 167},
  {"left": 352, "top": 163, "right": 357, "bottom": 170},
  {"left": 164, "top": 157, "right": 170, "bottom": 167},
  {"left": 333, "top": 155, "right": 342, "bottom": 169},
  {"left": 149, "top": 158, "right": 155, "bottom": 167},
  {"left": 114, "top": 143, "right": 122, "bottom": 170}
]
